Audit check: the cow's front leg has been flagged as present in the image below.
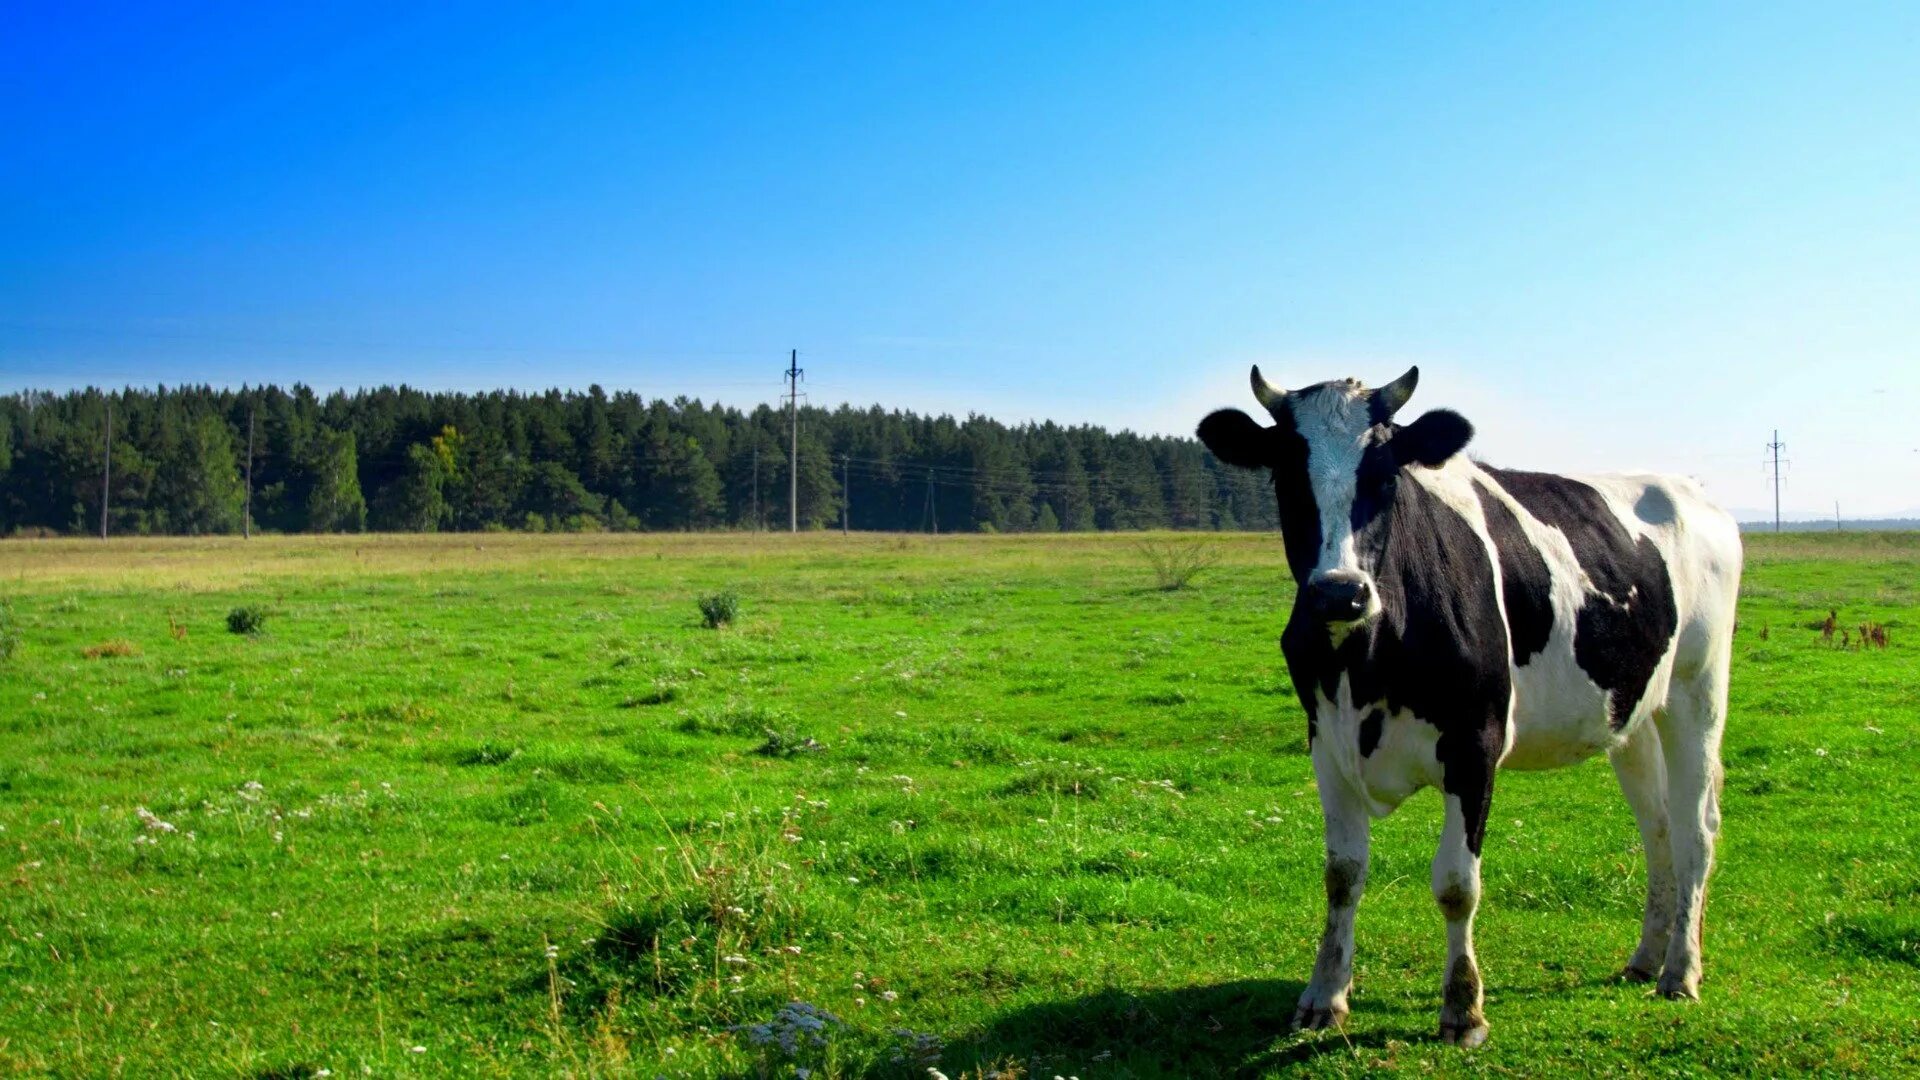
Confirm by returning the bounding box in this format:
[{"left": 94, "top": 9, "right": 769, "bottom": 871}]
[
  {"left": 1433, "top": 788, "right": 1490, "bottom": 1047},
  {"left": 1293, "top": 769, "right": 1370, "bottom": 1031}
]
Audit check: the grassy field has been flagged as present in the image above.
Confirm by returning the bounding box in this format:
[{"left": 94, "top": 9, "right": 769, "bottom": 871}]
[{"left": 2, "top": 530, "right": 1916, "bottom": 1078}]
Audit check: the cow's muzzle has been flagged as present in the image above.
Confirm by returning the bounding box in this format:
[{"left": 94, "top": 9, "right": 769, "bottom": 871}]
[{"left": 1305, "top": 570, "right": 1374, "bottom": 624}]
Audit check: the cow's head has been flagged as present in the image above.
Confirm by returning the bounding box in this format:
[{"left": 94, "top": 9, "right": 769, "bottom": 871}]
[{"left": 1197, "top": 366, "right": 1474, "bottom": 627}]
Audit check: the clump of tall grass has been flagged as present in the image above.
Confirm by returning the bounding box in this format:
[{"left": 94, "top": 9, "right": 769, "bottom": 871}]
[
  {"left": 584, "top": 807, "right": 816, "bottom": 1000},
  {"left": 0, "top": 600, "right": 19, "bottom": 664},
  {"left": 1136, "top": 538, "right": 1220, "bottom": 591}
]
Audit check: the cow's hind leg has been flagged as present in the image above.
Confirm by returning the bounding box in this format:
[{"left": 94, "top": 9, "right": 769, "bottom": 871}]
[
  {"left": 1608, "top": 720, "right": 1674, "bottom": 982},
  {"left": 1652, "top": 664, "right": 1729, "bottom": 1000},
  {"left": 1433, "top": 789, "right": 1490, "bottom": 1047},
  {"left": 1293, "top": 771, "right": 1370, "bottom": 1031}
]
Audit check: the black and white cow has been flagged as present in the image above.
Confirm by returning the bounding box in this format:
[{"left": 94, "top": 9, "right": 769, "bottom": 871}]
[{"left": 1198, "top": 366, "right": 1742, "bottom": 1046}]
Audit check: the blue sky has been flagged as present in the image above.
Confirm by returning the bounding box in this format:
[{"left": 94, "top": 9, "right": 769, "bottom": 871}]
[{"left": 4, "top": 2, "right": 1917, "bottom": 515}]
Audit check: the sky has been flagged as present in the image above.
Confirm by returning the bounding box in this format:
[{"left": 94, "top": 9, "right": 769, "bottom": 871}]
[{"left": 4, "top": 2, "right": 1918, "bottom": 517}]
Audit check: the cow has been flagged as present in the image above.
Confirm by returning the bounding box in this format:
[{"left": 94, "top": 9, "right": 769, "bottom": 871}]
[{"left": 1197, "top": 366, "right": 1742, "bottom": 1047}]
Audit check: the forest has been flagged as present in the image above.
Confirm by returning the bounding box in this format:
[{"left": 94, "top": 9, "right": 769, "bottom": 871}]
[{"left": 0, "top": 385, "right": 1280, "bottom": 536}]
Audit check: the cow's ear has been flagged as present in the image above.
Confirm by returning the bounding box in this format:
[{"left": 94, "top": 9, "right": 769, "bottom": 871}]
[
  {"left": 1394, "top": 409, "right": 1474, "bottom": 468},
  {"left": 1197, "top": 409, "right": 1274, "bottom": 469}
]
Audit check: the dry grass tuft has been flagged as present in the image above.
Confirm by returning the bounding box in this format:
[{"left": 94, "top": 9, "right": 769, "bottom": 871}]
[{"left": 81, "top": 639, "right": 140, "bottom": 659}]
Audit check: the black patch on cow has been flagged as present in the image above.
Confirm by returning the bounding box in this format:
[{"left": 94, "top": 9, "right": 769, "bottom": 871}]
[
  {"left": 1485, "top": 469, "right": 1680, "bottom": 729},
  {"left": 1357, "top": 708, "right": 1384, "bottom": 758},
  {"left": 1472, "top": 480, "right": 1554, "bottom": 665},
  {"left": 1443, "top": 955, "right": 1483, "bottom": 1016},
  {"left": 1324, "top": 855, "right": 1364, "bottom": 909},
  {"left": 1282, "top": 471, "right": 1508, "bottom": 856}
]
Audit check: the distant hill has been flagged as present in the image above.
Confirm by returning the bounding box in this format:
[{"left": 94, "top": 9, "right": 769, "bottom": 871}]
[{"left": 1738, "top": 518, "right": 1920, "bottom": 533}]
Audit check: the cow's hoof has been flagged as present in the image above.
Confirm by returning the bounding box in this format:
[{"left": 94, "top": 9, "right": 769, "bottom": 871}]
[
  {"left": 1438, "top": 1017, "right": 1489, "bottom": 1048},
  {"left": 1291, "top": 997, "right": 1349, "bottom": 1032},
  {"left": 1656, "top": 971, "right": 1700, "bottom": 1001},
  {"left": 1617, "top": 964, "right": 1658, "bottom": 984}
]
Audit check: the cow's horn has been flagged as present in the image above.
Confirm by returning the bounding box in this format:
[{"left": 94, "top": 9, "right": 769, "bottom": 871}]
[
  {"left": 1373, "top": 365, "right": 1419, "bottom": 418},
  {"left": 1250, "top": 365, "right": 1288, "bottom": 418}
]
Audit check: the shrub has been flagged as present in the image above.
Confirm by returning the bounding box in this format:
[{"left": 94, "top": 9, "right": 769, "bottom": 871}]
[
  {"left": 697, "top": 591, "right": 740, "bottom": 629},
  {"left": 1137, "top": 538, "right": 1220, "bottom": 591},
  {"left": 226, "top": 606, "right": 269, "bottom": 635},
  {"left": 0, "top": 600, "right": 19, "bottom": 663}
]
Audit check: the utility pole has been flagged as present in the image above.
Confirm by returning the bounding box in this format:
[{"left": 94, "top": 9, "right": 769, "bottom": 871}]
[
  {"left": 1766, "top": 430, "right": 1786, "bottom": 534},
  {"left": 751, "top": 444, "right": 760, "bottom": 531},
  {"left": 841, "top": 455, "right": 849, "bottom": 535},
  {"left": 923, "top": 468, "right": 938, "bottom": 535},
  {"left": 100, "top": 398, "right": 112, "bottom": 540},
  {"left": 786, "top": 349, "right": 802, "bottom": 533},
  {"left": 244, "top": 405, "right": 256, "bottom": 539}
]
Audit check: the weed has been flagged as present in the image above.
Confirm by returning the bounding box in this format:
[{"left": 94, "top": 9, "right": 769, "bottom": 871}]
[
  {"left": 677, "top": 700, "right": 795, "bottom": 737},
  {"left": 622, "top": 680, "right": 681, "bottom": 707},
  {"left": 754, "top": 730, "right": 826, "bottom": 757},
  {"left": 697, "top": 591, "right": 740, "bottom": 629}
]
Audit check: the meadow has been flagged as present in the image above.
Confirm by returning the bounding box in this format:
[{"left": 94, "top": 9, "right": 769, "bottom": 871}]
[{"left": 1, "top": 530, "right": 1916, "bottom": 1078}]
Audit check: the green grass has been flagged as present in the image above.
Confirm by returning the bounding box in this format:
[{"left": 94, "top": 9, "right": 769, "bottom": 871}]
[{"left": 1, "top": 530, "right": 1917, "bottom": 1077}]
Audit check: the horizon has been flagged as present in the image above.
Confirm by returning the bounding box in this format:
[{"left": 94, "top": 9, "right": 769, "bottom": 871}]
[{"left": 6, "top": 3, "right": 1918, "bottom": 516}]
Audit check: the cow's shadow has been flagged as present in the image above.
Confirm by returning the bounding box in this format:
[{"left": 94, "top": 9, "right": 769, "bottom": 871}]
[{"left": 943, "top": 978, "right": 1399, "bottom": 1079}]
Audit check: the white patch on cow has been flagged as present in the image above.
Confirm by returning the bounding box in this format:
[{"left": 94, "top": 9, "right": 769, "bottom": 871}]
[
  {"left": 1312, "top": 675, "right": 1441, "bottom": 819},
  {"left": 1287, "top": 382, "right": 1384, "bottom": 625}
]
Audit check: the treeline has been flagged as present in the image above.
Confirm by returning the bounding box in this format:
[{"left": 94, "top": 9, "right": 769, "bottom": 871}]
[{"left": 0, "top": 385, "right": 1279, "bottom": 536}]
